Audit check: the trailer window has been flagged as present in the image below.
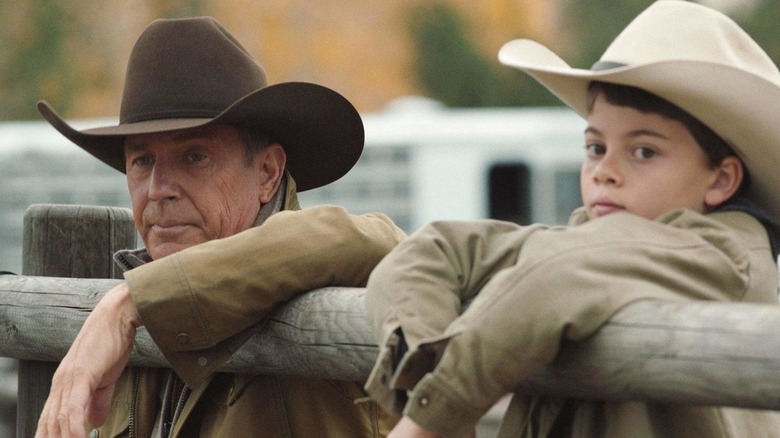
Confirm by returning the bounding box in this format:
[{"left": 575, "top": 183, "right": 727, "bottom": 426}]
[{"left": 488, "top": 163, "right": 531, "bottom": 225}]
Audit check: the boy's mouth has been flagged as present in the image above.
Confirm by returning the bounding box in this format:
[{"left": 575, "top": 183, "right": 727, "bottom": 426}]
[{"left": 590, "top": 200, "right": 624, "bottom": 217}]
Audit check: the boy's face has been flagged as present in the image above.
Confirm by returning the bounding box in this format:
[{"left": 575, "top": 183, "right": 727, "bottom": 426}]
[{"left": 580, "top": 95, "right": 723, "bottom": 221}]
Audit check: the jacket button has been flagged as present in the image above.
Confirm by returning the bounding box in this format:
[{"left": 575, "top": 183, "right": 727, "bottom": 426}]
[
  {"left": 176, "top": 333, "right": 190, "bottom": 345},
  {"left": 198, "top": 356, "right": 208, "bottom": 366},
  {"left": 418, "top": 396, "right": 429, "bottom": 407},
  {"left": 89, "top": 429, "right": 99, "bottom": 438}
]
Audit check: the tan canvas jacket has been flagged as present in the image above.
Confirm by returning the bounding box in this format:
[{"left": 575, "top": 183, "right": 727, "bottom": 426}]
[
  {"left": 90, "top": 175, "right": 406, "bottom": 437},
  {"left": 365, "top": 207, "right": 780, "bottom": 437}
]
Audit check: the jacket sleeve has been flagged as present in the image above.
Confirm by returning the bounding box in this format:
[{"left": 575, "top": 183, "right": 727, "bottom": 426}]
[
  {"left": 365, "top": 209, "right": 769, "bottom": 437},
  {"left": 126, "top": 205, "right": 406, "bottom": 387}
]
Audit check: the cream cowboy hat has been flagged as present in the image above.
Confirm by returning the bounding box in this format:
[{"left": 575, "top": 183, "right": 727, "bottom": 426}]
[
  {"left": 37, "top": 16, "right": 363, "bottom": 192},
  {"left": 498, "top": 0, "right": 780, "bottom": 218}
]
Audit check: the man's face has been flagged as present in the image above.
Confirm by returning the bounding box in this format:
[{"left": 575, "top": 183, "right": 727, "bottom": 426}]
[
  {"left": 580, "top": 95, "right": 723, "bottom": 221},
  {"left": 125, "top": 125, "right": 266, "bottom": 260}
]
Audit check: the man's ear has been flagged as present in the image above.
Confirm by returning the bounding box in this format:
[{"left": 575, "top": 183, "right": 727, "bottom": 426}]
[
  {"left": 704, "top": 156, "right": 744, "bottom": 209},
  {"left": 256, "top": 143, "right": 286, "bottom": 204}
]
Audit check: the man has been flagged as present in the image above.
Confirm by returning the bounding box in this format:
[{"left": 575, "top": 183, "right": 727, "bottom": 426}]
[{"left": 34, "top": 17, "right": 405, "bottom": 438}]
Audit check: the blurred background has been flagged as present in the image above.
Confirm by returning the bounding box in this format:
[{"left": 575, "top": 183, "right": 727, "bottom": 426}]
[
  {"left": 3, "top": 0, "right": 778, "bottom": 120},
  {"left": 0, "top": 0, "right": 777, "bottom": 436}
]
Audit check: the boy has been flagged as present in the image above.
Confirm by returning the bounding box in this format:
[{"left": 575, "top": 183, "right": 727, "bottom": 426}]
[{"left": 363, "top": 1, "right": 780, "bottom": 437}]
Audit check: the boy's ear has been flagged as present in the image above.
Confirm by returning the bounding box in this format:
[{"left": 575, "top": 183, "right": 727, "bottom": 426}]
[{"left": 704, "top": 156, "right": 744, "bottom": 208}]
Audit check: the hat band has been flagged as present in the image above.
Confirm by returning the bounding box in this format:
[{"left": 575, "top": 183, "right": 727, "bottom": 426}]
[{"left": 591, "top": 61, "right": 627, "bottom": 71}]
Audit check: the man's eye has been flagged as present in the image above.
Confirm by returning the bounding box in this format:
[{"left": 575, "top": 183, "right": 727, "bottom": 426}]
[
  {"left": 133, "top": 156, "right": 153, "bottom": 166},
  {"left": 186, "top": 152, "right": 207, "bottom": 162}
]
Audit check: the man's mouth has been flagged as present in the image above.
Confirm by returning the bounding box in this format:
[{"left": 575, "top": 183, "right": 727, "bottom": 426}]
[{"left": 150, "top": 222, "right": 191, "bottom": 234}]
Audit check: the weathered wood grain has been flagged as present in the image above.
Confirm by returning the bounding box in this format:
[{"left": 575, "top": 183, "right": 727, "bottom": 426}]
[
  {"left": 16, "top": 204, "right": 135, "bottom": 438},
  {"left": 3, "top": 274, "right": 780, "bottom": 409}
]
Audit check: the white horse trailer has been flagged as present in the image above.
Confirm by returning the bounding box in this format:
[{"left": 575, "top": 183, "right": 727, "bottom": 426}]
[{"left": 299, "top": 97, "right": 587, "bottom": 233}]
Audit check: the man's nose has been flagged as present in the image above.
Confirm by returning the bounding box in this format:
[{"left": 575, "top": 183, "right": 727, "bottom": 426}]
[{"left": 147, "top": 163, "right": 180, "bottom": 201}]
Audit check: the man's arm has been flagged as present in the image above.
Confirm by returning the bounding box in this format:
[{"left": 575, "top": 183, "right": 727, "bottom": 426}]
[
  {"left": 36, "top": 282, "right": 139, "bottom": 438},
  {"left": 36, "top": 206, "right": 404, "bottom": 437},
  {"left": 130, "top": 205, "right": 405, "bottom": 385}
]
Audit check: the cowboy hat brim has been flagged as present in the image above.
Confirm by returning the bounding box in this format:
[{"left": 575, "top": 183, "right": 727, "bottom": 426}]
[
  {"left": 37, "top": 81, "right": 363, "bottom": 192},
  {"left": 499, "top": 39, "right": 780, "bottom": 220}
]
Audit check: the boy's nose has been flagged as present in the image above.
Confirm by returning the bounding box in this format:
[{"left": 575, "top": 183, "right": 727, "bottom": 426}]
[{"left": 593, "top": 156, "right": 622, "bottom": 185}]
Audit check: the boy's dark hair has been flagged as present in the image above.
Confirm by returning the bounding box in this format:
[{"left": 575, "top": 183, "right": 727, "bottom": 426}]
[{"left": 586, "top": 81, "right": 750, "bottom": 193}]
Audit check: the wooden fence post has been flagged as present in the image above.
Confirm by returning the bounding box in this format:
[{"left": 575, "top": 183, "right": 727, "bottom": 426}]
[{"left": 16, "top": 204, "right": 135, "bottom": 438}]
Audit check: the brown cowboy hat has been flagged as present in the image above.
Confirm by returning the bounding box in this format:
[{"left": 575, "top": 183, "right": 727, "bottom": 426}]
[
  {"left": 37, "top": 16, "right": 363, "bottom": 192},
  {"left": 498, "top": 0, "right": 780, "bottom": 218}
]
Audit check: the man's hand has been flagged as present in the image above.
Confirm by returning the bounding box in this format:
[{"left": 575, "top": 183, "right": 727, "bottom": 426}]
[
  {"left": 388, "top": 416, "right": 476, "bottom": 438},
  {"left": 35, "top": 282, "right": 142, "bottom": 438}
]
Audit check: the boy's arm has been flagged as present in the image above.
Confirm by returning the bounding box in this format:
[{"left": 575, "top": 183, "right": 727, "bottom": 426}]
[
  {"left": 127, "top": 205, "right": 406, "bottom": 387},
  {"left": 368, "top": 210, "right": 765, "bottom": 438},
  {"left": 364, "top": 219, "right": 548, "bottom": 418}
]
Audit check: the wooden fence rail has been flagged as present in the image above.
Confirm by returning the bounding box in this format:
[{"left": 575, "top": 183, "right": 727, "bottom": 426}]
[
  {"left": 4, "top": 204, "right": 780, "bottom": 437},
  {"left": 5, "top": 274, "right": 780, "bottom": 408}
]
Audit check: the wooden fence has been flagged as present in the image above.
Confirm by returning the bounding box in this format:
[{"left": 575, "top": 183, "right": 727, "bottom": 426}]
[{"left": 3, "top": 204, "right": 780, "bottom": 437}]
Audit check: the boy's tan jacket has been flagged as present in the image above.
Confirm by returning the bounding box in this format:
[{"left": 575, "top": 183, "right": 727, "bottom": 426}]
[
  {"left": 90, "top": 177, "right": 406, "bottom": 437},
  {"left": 365, "top": 207, "right": 780, "bottom": 437}
]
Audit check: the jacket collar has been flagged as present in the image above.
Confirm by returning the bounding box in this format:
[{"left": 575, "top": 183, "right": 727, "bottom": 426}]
[{"left": 569, "top": 198, "right": 779, "bottom": 258}]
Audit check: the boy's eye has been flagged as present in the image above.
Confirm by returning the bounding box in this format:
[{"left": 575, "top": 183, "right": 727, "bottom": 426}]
[
  {"left": 633, "top": 147, "right": 656, "bottom": 160},
  {"left": 585, "top": 143, "right": 606, "bottom": 156}
]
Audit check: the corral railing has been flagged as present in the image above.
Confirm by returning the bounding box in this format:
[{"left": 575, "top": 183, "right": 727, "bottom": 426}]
[{"left": 3, "top": 204, "right": 780, "bottom": 437}]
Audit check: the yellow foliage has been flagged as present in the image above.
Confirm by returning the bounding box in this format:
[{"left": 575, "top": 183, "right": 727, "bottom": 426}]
[{"left": 6, "top": 0, "right": 552, "bottom": 117}]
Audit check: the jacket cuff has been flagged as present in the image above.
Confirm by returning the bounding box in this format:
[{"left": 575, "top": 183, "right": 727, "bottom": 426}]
[
  {"left": 365, "top": 331, "right": 405, "bottom": 417},
  {"left": 127, "top": 254, "right": 215, "bottom": 353},
  {"left": 366, "top": 328, "right": 484, "bottom": 436},
  {"left": 403, "top": 372, "right": 486, "bottom": 438}
]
